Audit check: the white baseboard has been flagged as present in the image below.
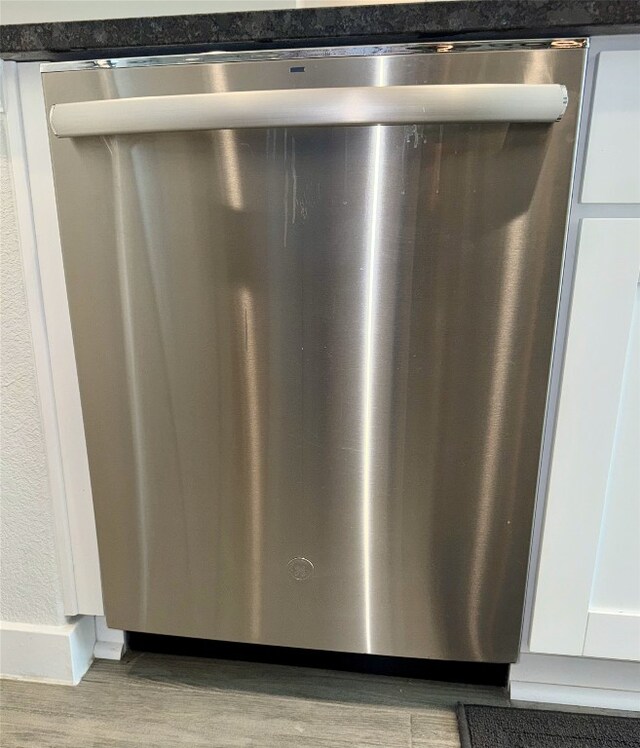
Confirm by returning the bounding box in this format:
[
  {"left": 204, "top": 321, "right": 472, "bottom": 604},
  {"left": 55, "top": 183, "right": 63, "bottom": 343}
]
[
  {"left": 93, "top": 616, "right": 125, "bottom": 661},
  {"left": 510, "top": 653, "right": 640, "bottom": 712},
  {"left": 510, "top": 681, "right": 640, "bottom": 712},
  {"left": 0, "top": 615, "right": 96, "bottom": 685}
]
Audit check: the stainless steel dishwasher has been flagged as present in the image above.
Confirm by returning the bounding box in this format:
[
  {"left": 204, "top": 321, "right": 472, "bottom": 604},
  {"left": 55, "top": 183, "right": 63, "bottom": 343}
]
[{"left": 43, "top": 40, "right": 585, "bottom": 663}]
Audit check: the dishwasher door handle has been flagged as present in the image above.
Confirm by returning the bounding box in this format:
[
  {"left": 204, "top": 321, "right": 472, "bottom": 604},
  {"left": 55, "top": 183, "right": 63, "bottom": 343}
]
[{"left": 49, "top": 83, "right": 569, "bottom": 138}]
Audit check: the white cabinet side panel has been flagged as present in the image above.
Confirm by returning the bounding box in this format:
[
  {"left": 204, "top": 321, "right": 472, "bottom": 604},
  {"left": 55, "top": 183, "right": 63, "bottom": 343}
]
[
  {"left": 530, "top": 218, "right": 640, "bottom": 655},
  {"left": 582, "top": 49, "right": 640, "bottom": 204}
]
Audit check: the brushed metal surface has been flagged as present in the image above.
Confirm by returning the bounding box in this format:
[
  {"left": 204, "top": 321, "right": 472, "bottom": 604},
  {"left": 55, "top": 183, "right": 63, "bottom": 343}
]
[
  {"left": 40, "top": 38, "right": 588, "bottom": 73},
  {"left": 43, "top": 44, "right": 585, "bottom": 662}
]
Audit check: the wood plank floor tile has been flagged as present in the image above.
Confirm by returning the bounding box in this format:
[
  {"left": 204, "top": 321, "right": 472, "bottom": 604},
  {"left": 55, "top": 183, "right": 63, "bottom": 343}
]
[
  {"left": 410, "top": 710, "right": 462, "bottom": 748},
  {"left": 0, "top": 651, "right": 507, "bottom": 748}
]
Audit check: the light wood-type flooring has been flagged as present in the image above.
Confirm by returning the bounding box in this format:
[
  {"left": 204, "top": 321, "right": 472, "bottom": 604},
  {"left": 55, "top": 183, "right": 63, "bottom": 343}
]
[{"left": 1, "top": 651, "right": 509, "bottom": 747}]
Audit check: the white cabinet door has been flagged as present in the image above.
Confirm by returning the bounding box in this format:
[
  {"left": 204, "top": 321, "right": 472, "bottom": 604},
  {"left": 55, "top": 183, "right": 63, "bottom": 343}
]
[
  {"left": 530, "top": 218, "right": 640, "bottom": 660},
  {"left": 582, "top": 49, "right": 640, "bottom": 204},
  {"left": 584, "top": 268, "right": 640, "bottom": 661}
]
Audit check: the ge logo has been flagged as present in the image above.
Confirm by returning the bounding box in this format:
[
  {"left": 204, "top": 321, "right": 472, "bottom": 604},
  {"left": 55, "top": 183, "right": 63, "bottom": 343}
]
[{"left": 288, "top": 557, "right": 314, "bottom": 581}]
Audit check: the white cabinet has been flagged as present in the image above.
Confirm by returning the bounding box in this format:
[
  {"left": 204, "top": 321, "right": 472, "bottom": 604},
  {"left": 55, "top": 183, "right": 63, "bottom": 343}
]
[
  {"left": 515, "top": 38, "right": 640, "bottom": 711},
  {"left": 586, "top": 273, "right": 640, "bottom": 661},
  {"left": 528, "top": 40, "right": 640, "bottom": 665},
  {"left": 530, "top": 218, "right": 640, "bottom": 662},
  {"left": 582, "top": 50, "right": 640, "bottom": 204}
]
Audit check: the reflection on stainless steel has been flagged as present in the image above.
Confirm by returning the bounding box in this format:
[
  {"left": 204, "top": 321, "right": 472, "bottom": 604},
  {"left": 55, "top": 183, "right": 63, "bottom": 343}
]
[
  {"left": 468, "top": 211, "right": 529, "bottom": 658},
  {"left": 237, "top": 286, "right": 264, "bottom": 640},
  {"left": 41, "top": 38, "right": 588, "bottom": 73},
  {"left": 361, "top": 57, "right": 388, "bottom": 654},
  {"left": 44, "top": 43, "right": 585, "bottom": 663},
  {"left": 207, "top": 65, "right": 244, "bottom": 211},
  {"left": 362, "top": 125, "right": 382, "bottom": 653},
  {"left": 111, "top": 137, "right": 150, "bottom": 623},
  {"left": 217, "top": 130, "right": 244, "bottom": 211}
]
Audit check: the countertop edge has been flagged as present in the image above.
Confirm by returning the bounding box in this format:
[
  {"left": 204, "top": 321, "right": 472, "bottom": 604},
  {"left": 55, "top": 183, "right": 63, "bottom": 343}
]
[{"left": 1, "top": 1, "right": 639, "bottom": 62}]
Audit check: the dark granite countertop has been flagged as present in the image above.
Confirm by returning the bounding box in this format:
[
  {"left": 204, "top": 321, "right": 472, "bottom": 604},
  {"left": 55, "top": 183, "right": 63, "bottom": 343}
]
[{"left": 1, "top": 1, "right": 639, "bottom": 61}]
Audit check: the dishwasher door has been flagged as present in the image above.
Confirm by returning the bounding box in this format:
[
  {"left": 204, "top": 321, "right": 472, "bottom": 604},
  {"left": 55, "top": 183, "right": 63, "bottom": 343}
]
[{"left": 43, "top": 42, "right": 585, "bottom": 662}]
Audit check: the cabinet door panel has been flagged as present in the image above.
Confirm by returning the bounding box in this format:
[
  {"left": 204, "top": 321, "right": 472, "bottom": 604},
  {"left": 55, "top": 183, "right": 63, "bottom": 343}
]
[
  {"left": 582, "top": 50, "right": 640, "bottom": 204},
  {"left": 530, "top": 218, "right": 640, "bottom": 657}
]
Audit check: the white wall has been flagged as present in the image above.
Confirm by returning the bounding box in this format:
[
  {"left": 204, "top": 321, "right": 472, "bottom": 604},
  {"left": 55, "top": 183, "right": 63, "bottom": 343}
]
[
  {"left": 0, "top": 114, "right": 66, "bottom": 626},
  {"left": 0, "top": 0, "right": 426, "bottom": 25},
  {"left": 0, "top": 64, "right": 99, "bottom": 685}
]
